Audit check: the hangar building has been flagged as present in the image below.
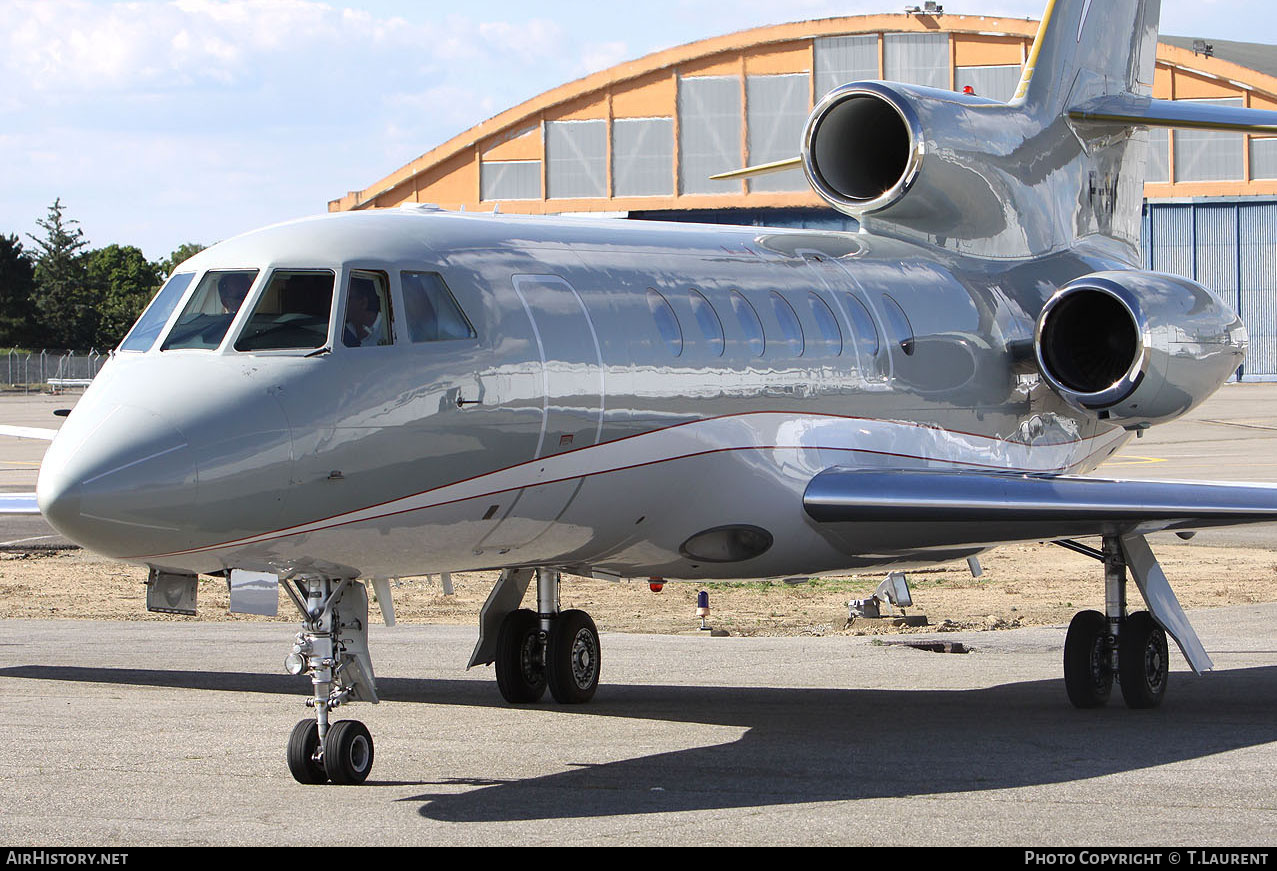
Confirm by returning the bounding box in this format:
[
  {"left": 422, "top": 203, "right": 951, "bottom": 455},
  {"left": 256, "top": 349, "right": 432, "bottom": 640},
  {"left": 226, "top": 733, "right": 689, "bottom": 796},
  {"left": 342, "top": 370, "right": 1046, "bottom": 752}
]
[{"left": 329, "top": 10, "right": 1277, "bottom": 379}]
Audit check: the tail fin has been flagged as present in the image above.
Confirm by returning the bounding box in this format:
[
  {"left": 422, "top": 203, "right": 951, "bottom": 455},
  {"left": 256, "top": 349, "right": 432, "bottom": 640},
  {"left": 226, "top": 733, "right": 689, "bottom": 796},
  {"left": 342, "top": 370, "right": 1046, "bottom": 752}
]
[{"left": 1014, "top": 0, "right": 1161, "bottom": 116}]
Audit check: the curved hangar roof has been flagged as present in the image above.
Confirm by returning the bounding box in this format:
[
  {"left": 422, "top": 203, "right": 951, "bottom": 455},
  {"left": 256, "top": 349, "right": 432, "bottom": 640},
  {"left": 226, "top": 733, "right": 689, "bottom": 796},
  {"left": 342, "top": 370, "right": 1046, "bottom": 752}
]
[{"left": 329, "top": 11, "right": 1277, "bottom": 217}]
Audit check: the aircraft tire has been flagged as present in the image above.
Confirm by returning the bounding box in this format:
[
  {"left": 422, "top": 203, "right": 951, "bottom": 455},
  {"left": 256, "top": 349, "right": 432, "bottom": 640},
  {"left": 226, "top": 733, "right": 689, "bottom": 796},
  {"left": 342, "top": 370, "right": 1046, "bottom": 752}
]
[
  {"left": 323, "top": 720, "right": 375, "bottom": 785},
  {"left": 547, "top": 609, "right": 600, "bottom": 704},
  {"left": 495, "top": 608, "right": 548, "bottom": 703},
  {"left": 1064, "top": 609, "right": 1113, "bottom": 708},
  {"left": 1118, "top": 611, "right": 1169, "bottom": 709},
  {"left": 286, "top": 719, "right": 328, "bottom": 785}
]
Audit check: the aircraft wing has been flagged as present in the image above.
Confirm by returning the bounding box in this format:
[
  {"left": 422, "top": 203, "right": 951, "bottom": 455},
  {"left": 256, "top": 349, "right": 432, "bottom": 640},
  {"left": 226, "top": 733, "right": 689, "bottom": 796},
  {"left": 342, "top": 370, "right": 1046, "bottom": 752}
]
[
  {"left": 804, "top": 469, "right": 1277, "bottom": 554},
  {"left": 0, "top": 493, "right": 40, "bottom": 515},
  {"left": 0, "top": 425, "right": 54, "bottom": 514},
  {"left": 0, "top": 425, "right": 58, "bottom": 441}
]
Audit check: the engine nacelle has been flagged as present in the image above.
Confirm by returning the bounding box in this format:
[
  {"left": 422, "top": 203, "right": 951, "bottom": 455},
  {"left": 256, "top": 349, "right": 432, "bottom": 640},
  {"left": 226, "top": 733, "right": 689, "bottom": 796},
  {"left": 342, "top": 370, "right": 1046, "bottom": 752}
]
[
  {"left": 1034, "top": 271, "right": 1247, "bottom": 430},
  {"left": 802, "top": 80, "right": 1014, "bottom": 236}
]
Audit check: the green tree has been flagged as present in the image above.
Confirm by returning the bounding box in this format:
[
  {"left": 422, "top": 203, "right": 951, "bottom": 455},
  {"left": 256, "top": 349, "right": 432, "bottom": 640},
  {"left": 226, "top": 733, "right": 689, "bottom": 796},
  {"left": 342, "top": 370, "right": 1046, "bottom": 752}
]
[
  {"left": 0, "top": 234, "right": 37, "bottom": 348},
  {"left": 27, "top": 198, "right": 92, "bottom": 349},
  {"left": 159, "top": 242, "right": 206, "bottom": 278},
  {"left": 86, "top": 244, "right": 162, "bottom": 349}
]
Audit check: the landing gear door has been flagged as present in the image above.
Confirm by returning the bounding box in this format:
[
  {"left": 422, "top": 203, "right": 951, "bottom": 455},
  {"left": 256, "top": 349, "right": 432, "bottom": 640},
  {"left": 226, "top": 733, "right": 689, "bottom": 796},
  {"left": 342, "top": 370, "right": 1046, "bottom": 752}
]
[{"left": 477, "top": 274, "right": 604, "bottom": 554}]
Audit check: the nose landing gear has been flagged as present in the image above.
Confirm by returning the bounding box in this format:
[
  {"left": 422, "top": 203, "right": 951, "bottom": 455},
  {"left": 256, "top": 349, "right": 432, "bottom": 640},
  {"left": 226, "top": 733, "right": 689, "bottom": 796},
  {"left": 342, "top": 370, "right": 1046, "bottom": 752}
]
[{"left": 282, "top": 577, "right": 379, "bottom": 784}]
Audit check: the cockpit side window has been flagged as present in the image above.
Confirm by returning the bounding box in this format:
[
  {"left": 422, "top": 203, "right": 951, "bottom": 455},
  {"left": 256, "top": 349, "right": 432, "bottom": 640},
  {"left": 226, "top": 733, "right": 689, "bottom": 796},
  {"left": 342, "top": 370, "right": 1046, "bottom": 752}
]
[
  {"left": 341, "top": 271, "right": 393, "bottom": 348},
  {"left": 119, "top": 272, "right": 195, "bottom": 352},
  {"left": 400, "top": 271, "right": 477, "bottom": 342},
  {"left": 234, "top": 270, "right": 334, "bottom": 352},
  {"left": 162, "top": 269, "right": 259, "bottom": 351}
]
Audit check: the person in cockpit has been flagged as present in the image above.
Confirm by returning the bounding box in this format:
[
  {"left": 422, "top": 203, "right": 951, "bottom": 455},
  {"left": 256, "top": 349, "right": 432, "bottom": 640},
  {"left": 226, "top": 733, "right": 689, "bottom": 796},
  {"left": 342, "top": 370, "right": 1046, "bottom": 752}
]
[
  {"left": 343, "top": 277, "right": 385, "bottom": 347},
  {"left": 217, "top": 272, "right": 253, "bottom": 314}
]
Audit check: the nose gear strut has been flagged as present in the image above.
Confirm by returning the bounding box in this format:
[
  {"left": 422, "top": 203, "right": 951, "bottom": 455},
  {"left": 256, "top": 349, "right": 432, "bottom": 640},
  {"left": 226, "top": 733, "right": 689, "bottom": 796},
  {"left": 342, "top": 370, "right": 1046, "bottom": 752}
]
[{"left": 282, "top": 577, "right": 379, "bottom": 784}]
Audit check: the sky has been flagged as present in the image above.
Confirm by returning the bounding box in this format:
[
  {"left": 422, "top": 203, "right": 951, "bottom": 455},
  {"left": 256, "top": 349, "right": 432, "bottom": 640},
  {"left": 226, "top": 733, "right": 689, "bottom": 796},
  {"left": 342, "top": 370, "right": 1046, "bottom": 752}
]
[{"left": 2, "top": 0, "right": 1274, "bottom": 262}]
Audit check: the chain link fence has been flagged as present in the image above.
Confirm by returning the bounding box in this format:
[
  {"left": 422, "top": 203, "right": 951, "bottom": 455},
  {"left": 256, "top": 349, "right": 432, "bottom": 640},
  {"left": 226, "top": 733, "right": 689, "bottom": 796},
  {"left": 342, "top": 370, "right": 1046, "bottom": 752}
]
[{"left": 2, "top": 349, "right": 107, "bottom": 393}]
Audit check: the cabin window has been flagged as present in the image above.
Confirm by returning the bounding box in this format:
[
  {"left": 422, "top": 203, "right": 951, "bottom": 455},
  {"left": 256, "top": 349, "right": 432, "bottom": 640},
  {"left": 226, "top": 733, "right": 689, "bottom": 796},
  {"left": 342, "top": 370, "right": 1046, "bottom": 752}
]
[
  {"left": 401, "top": 272, "right": 477, "bottom": 342},
  {"left": 340, "top": 271, "right": 393, "bottom": 348},
  {"left": 730, "top": 290, "right": 765, "bottom": 356},
  {"left": 646, "top": 289, "right": 683, "bottom": 356},
  {"left": 119, "top": 272, "right": 195, "bottom": 352},
  {"left": 881, "top": 294, "right": 915, "bottom": 355},
  {"left": 162, "top": 269, "right": 260, "bottom": 351},
  {"left": 808, "top": 292, "right": 843, "bottom": 356},
  {"left": 769, "top": 291, "right": 804, "bottom": 357},
  {"left": 842, "top": 293, "right": 880, "bottom": 359},
  {"left": 689, "top": 289, "right": 724, "bottom": 356},
  {"left": 233, "top": 270, "right": 334, "bottom": 352}
]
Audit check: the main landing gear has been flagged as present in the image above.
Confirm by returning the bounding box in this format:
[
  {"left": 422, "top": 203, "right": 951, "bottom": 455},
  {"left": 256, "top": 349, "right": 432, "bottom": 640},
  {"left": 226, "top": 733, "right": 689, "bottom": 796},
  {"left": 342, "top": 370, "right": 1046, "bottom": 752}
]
[
  {"left": 282, "top": 577, "right": 380, "bottom": 784},
  {"left": 1057, "top": 535, "right": 1173, "bottom": 709},
  {"left": 474, "top": 567, "right": 601, "bottom": 705}
]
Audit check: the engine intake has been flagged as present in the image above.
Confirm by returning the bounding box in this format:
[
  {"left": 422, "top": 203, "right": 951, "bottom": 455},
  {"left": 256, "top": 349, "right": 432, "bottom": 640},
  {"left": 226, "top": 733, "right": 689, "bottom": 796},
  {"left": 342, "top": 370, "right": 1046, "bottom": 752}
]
[
  {"left": 1035, "top": 272, "right": 1247, "bottom": 429},
  {"left": 804, "top": 83, "right": 923, "bottom": 214}
]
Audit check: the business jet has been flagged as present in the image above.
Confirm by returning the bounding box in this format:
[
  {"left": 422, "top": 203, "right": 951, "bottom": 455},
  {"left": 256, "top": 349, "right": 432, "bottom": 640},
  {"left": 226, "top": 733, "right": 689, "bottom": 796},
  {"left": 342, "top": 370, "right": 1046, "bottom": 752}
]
[{"left": 8, "top": 0, "right": 1277, "bottom": 785}]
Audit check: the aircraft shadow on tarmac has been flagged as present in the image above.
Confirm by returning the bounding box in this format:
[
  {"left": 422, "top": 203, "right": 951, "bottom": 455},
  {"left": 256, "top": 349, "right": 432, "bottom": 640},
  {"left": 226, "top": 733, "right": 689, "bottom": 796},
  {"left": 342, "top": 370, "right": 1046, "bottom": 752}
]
[{"left": 2, "top": 663, "right": 1275, "bottom": 821}]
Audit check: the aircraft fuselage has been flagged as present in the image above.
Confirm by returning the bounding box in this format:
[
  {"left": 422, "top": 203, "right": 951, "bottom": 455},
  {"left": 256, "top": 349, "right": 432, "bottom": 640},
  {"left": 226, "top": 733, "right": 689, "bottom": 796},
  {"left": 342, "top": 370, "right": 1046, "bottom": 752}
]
[{"left": 38, "top": 209, "right": 1133, "bottom": 582}]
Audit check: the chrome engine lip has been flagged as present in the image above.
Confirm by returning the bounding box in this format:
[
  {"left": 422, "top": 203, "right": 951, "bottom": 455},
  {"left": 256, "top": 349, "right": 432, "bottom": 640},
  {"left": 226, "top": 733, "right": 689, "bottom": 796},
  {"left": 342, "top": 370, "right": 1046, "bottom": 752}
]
[
  {"left": 1034, "top": 275, "right": 1151, "bottom": 410},
  {"left": 801, "top": 81, "right": 926, "bottom": 216}
]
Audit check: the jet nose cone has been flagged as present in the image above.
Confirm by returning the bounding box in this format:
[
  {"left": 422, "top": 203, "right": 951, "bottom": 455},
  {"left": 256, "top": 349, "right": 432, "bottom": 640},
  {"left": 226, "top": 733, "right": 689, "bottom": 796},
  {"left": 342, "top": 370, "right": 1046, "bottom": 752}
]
[{"left": 38, "top": 405, "right": 198, "bottom": 558}]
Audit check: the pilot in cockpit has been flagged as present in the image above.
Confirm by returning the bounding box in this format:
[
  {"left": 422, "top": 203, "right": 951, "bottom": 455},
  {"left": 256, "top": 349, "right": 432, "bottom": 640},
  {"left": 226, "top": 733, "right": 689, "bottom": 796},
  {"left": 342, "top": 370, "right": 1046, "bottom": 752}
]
[
  {"left": 217, "top": 272, "right": 253, "bottom": 314},
  {"left": 343, "top": 277, "right": 386, "bottom": 347}
]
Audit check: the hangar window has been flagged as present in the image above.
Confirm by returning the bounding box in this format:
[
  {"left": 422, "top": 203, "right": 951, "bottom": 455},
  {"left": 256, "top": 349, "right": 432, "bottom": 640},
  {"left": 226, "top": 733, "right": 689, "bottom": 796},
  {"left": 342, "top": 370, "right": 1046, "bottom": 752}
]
[
  {"left": 401, "top": 272, "right": 477, "bottom": 342},
  {"left": 678, "top": 76, "right": 742, "bottom": 195},
  {"left": 234, "top": 270, "right": 334, "bottom": 352},
  {"left": 815, "top": 34, "right": 879, "bottom": 98},
  {"left": 162, "top": 269, "right": 260, "bottom": 351},
  {"left": 547, "top": 120, "right": 607, "bottom": 199},
  {"left": 746, "top": 75, "right": 810, "bottom": 193},
  {"left": 689, "top": 289, "right": 724, "bottom": 356},
  {"left": 647, "top": 289, "right": 683, "bottom": 356},
  {"left": 340, "top": 271, "right": 394, "bottom": 348},
  {"left": 613, "top": 118, "right": 674, "bottom": 196},
  {"left": 730, "top": 290, "right": 765, "bottom": 357},
  {"left": 769, "top": 291, "right": 805, "bottom": 357},
  {"left": 119, "top": 272, "right": 195, "bottom": 352},
  {"left": 884, "top": 33, "right": 949, "bottom": 90},
  {"left": 1174, "top": 98, "right": 1244, "bottom": 182}
]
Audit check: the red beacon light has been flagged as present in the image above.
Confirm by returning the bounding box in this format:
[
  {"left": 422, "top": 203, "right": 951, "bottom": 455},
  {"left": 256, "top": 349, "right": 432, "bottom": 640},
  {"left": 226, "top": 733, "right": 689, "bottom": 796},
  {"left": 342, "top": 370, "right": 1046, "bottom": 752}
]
[
  {"left": 649, "top": 577, "right": 664, "bottom": 592},
  {"left": 962, "top": 85, "right": 976, "bottom": 95}
]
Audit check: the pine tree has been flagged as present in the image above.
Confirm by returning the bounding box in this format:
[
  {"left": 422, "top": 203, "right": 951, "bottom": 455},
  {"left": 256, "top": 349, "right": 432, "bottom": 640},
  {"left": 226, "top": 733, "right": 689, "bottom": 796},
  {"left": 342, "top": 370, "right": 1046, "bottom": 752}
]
[{"left": 27, "top": 198, "right": 93, "bottom": 349}]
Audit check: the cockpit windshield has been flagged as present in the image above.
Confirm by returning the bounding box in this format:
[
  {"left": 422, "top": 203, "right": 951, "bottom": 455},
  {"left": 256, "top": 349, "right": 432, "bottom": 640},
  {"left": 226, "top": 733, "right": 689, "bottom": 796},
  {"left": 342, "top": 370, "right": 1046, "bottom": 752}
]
[
  {"left": 161, "top": 270, "right": 259, "bottom": 351},
  {"left": 118, "top": 272, "right": 195, "bottom": 352},
  {"left": 234, "top": 270, "right": 334, "bottom": 352}
]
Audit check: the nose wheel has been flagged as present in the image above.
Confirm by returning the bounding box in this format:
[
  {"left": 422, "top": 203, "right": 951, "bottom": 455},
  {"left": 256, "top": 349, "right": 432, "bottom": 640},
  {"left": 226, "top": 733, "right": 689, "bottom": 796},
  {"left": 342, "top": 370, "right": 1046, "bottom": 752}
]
[{"left": 282, "top": 577, "right": 380, "bottom": 785}]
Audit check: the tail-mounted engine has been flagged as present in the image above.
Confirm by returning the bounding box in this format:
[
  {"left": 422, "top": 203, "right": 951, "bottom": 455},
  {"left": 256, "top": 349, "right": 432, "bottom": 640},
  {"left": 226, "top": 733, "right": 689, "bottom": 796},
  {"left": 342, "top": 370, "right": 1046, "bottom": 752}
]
[
  {"left": 802, "top": 81, "right": 1026, "bottom": 243},
  {"left": 1034, "top": 271, "right": 1247, "bottom": 430}
]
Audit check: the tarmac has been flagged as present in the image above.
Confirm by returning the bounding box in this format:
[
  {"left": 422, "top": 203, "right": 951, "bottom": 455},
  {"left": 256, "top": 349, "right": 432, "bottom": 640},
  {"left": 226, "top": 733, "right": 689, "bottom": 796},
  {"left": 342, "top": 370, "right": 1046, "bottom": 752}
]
[{"left": 0, "top": 385, "right": 1275, "bottom": 846}]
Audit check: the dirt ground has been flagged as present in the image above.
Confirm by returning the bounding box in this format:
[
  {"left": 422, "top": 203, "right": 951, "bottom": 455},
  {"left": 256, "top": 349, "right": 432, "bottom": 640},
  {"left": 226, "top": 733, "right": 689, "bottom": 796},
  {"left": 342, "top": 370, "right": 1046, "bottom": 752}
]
[{"left": 2, "top": 540, "right": 1275, "bottom": 637}]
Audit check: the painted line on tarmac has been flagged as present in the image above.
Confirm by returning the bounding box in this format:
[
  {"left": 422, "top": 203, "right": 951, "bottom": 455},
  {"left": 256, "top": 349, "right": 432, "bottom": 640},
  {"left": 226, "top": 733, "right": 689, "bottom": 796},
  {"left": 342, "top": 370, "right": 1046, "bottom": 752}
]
[{"left": 0, "top": 535, "right": 58, "bottom": 547}]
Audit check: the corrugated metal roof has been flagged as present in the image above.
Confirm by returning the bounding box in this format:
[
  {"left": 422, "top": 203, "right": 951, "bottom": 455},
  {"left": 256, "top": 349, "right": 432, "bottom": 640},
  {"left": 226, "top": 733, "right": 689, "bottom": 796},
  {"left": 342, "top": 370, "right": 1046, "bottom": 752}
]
[{"left": 1162, "top": 36, "right": 1277, "bottom": 80}]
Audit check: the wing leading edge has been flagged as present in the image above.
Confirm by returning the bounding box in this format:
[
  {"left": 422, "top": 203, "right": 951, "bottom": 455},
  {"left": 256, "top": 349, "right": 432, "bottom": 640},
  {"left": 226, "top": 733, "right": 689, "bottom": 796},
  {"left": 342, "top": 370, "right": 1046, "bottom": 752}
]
[{"left": 803, "top": 469, "right": 1277, "bottom": 554}]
